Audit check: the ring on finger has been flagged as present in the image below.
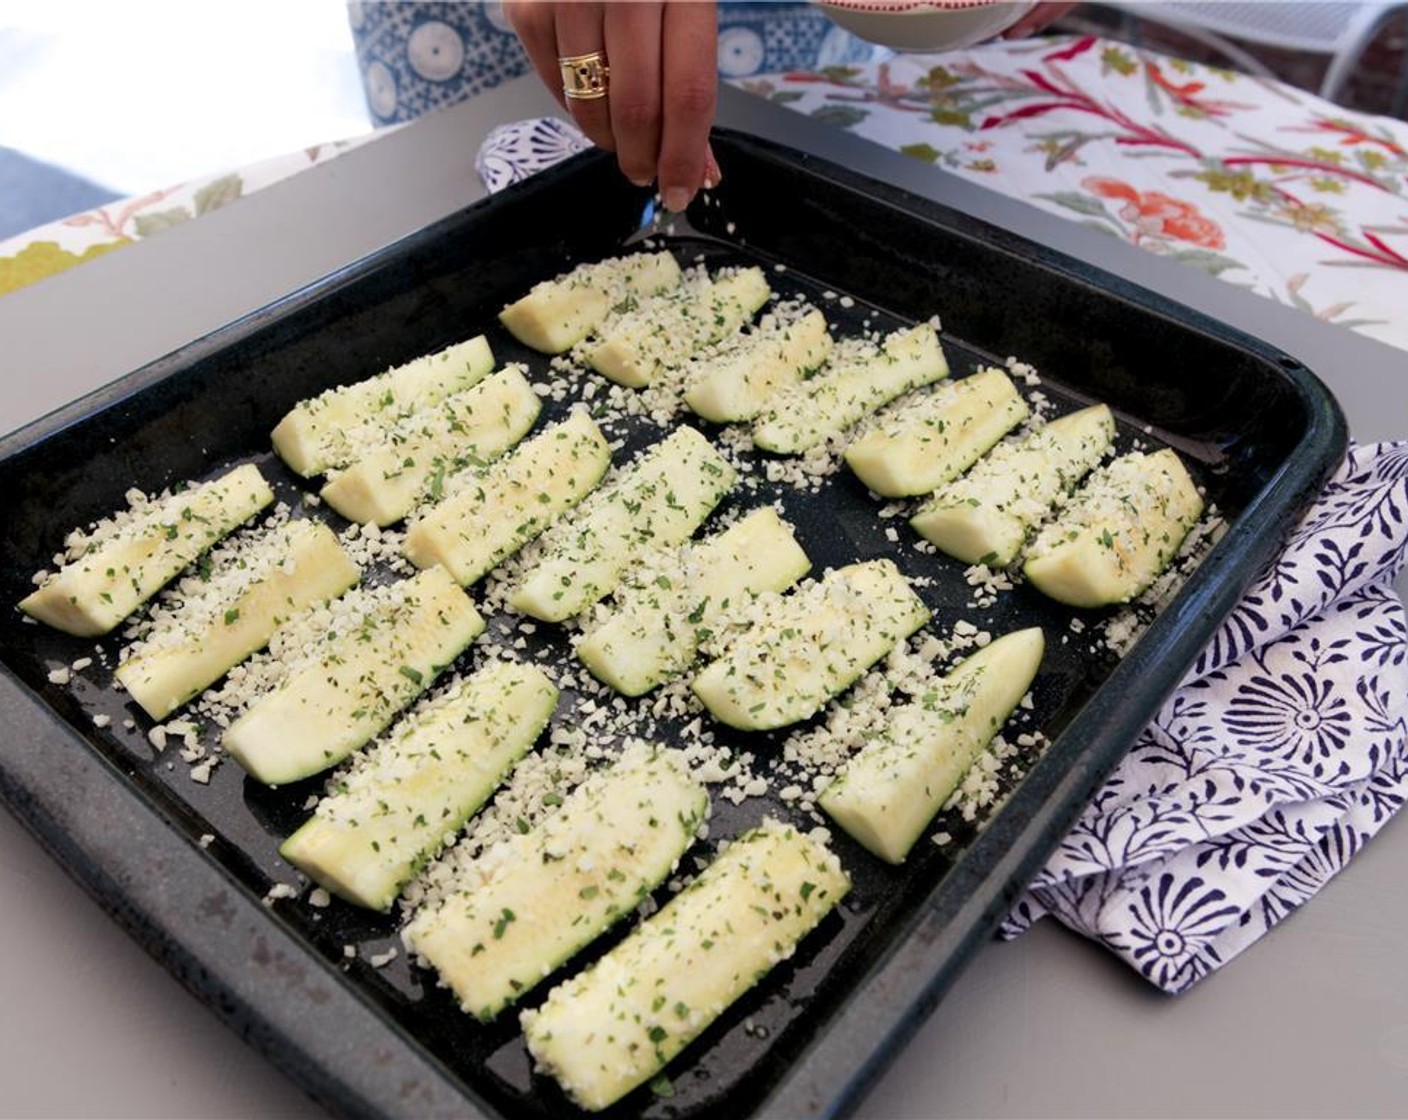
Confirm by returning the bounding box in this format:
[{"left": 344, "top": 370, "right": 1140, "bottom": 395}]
[{"left": 559, "top": 50, "right": 610, "bottom": 100}]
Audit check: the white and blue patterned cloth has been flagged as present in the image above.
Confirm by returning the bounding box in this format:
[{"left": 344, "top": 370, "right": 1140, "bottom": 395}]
[
  {"left": 473, "top": 118, "right": 1408, "bottom": 995},
  {"left": 1002, "top": 441, "right": 1408, "bottom": 993},
  {"left": 348, "top": 1, "right": 889, "bottom": 126},
  {"left": 476, "top": 116, "right": 594, "bottom": 194}
]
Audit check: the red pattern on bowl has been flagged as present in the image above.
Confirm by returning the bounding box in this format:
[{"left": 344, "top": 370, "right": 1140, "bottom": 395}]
[{"left": 818, "top": 0, "right": 1036, "bottom": 51}]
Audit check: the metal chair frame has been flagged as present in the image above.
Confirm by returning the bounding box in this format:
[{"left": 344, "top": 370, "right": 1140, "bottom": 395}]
[{"left": 1097, "top": 1, "right": 1408, "bottom": 112}]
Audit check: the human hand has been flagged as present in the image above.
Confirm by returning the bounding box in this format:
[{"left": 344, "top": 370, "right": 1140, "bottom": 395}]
[
  {"left": 506, "top": 1, "right": 721, "bottom": 213},
  {"left": 1002, "top": 2, "right": 1078, "bottom": 40}
]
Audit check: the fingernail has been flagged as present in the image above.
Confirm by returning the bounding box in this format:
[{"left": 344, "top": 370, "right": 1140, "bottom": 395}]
[
  {"left": 663, "top": 186, "right": 692, "bottom": 214},
  {"left": 629, "top": 176, "right": 652, "bottom": 188},
  {"left": 702, "top": 150, "right": 722, "bottom": 191}
]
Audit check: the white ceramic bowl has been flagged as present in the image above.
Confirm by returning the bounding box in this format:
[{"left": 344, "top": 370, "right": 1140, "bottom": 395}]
[{"left": 817, "top": 0, "right": 1037, "bottom": 53}]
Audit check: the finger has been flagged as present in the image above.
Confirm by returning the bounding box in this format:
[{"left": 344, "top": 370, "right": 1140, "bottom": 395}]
[
  {"left": 657, "top": 0, "right": 718, "bottom": 212},
  {"left": 505, "top": 1, "right": 570, "bottom": 114},
  {"left": 604, "top": 2, "right": 664, "bottom": 187},
  {"left": 555, "top": 1, "right": 615, "bottom": 152},
  {"left": 1003, "top": 2, "right": 1076, "bottom": 40},
  {"left": 703, "top": 142, "right": 722, "bottom": 191}
]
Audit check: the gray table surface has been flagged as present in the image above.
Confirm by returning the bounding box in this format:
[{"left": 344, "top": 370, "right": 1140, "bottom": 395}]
[{"left": 2, "top": 77, "right": 1406, "bottom": 1120}]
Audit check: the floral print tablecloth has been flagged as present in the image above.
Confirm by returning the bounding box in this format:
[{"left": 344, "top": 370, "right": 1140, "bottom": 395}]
[
  {"left": 734, "top": 34, "right": 1408, "bottom": 353},
  {"left": 0, "top": 135, "right": 379, "bottom": 299}
]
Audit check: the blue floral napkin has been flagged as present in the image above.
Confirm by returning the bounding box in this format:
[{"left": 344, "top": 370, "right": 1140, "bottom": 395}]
[
  {"left": 474, "top": 120, "right": 1408, "bottom": 994},
  {"left": 1001, "top": 441, "right": 1408, "bottom": 992},
  {"left": 476, "top": 118, "right": 592, "bottom": 194}
]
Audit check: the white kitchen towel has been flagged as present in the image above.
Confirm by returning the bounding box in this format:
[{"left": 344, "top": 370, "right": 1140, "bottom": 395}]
[{"left": 473, "top": 120, "right": 1408, "bottom": 994}]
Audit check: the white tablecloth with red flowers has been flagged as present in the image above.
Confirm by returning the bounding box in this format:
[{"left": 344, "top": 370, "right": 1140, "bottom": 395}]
[{"left": 728, "top": 34, "right": 1408, "bottom": 353}]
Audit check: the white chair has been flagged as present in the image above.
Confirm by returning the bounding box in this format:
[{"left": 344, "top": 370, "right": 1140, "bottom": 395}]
[{"left": 1097, "top": 2, "right": 1408, "bottom": 107}]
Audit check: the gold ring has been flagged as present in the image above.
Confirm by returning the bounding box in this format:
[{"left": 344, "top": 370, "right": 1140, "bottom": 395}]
[{"left": 560, "top": 50, "right": 609, "bottom": 101}]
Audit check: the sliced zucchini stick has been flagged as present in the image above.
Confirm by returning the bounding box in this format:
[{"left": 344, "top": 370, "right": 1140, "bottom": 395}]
[
  {"left": 407, "top": 745, "right": 708, "bottom": 1022},
  {"left": 20, "top": 463, "right": 274, "bottom": 637},
  {"left": 320, "top": 365, "right": 541, "bottom": 526},
  {"left": 271, "top": 335, "right": 495, "bottom": 477},
  {"left": 500, "top": 251, "right": 682, "bottom": 354},
  {"left": 683, "top": 306, "right": 833, "bottom": 423},
  {"left": 843, "top": 366, "right": 1029, "bottom": 498},
  {"left": 692, "top": 558, "right": 930, "bottom": 731},
  {"left": 581, "top": 266, "right": 771, "bottom": 388},
  {"left": 1024, "top": 448, "right": 1204, "bottom": 608},
  {"left": 752, "top": 322, "right": 949, "bottom": 455},
  {"left": 280, "top": 660, "right": 558, "bottom": 911},
  {"left": 521, "top": 818, "right": 849, "bottom": 1112},
  {"left": 224, "top": 566, "right": 484, "bottom": 785},
  {"left": 910, "top": 403, "right": 1116, "bottom": 567},
  {"left": 819, "top": 627, "right": 1045, "bottom": 863},
  {"left": 576, "top": 507, "right": 811, "bottom": 696},
  {"left": 402, "top": 411, "right": 612, "bottom": 587},
  {"left": 509, "top": 426, "right": 736, "bottom": 623},
  {"left": 116, "top": 520, "right": 359, "bottom": 721}
]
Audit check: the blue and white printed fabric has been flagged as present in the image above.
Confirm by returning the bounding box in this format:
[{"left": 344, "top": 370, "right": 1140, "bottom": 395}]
[
  {"left": 476, "top": 117, "right": 593, "bottom": 194},
  {"left": 472, "top": 121, "right": 1408, "bottom": 996},
  {"left": 1002, "top": 441, "right": 1408, "bottom": 992},
  {"left": 350, "top": 2, "right": 534, "bottom": 125}
]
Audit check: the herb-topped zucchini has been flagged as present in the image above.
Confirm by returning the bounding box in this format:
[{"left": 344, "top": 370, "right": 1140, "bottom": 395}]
[
  {"left": 500, "top": 251, "right": 682, "bottom": 354},
  {"left": 280, "top": 660, "right": 558, "bottom": 911},
  {"left": 752, "top": 322, "right": 949, "bottom": 454},
  {"left": 20, "top": 462, "right": 274, "bottom": 637},
  {"left": 271, "top": 336, "right": 494, "bottom": 478},
  {"left": 116, "top": 519, "right": 359, "bottom": 720},
  {"left": 910, "top": 403, "right": 1115, "bottom": 567},
  {"left": 843, "top": 366, "right": 1029, "bottom": 498},
  {"left": 521, "top": 818, "right": 849, "bottom": 1112},
  {"left": 692, "top": 558, "right": 930, "bottom": 731},
  {"left": 407, "top": 744, "right": 708, "bottom": 1021},
  {"left": 402, "top": 410, "right": 612, "bottom": 586},
  {"left": 319, "top": 365, "right": 541, "bottom": 527},
  {"left": 819, "top": 627, "right": 1045, "bottom": 863},
  {"left": 509, "top": 426, "right": 736, "bottom": 623},
  {"left": 224, "top": 566, "right": 484, "bottom": 785},
  {"left": 683, "top": 306, "right": 833, "bottom": 423},
  {"left": 576, "top": 507, "right": 811, "bottom": 696},
  {"left": 1023, "top": 448, "right": 1204, "bottom": 607},
  {"left": 581, "top": 266, "right": 771, "bottom": 388}
]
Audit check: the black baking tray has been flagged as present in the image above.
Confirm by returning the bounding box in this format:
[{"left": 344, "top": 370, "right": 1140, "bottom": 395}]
[{"left": 0, "top": 129, "right": 1345, "bottom": 1119}]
